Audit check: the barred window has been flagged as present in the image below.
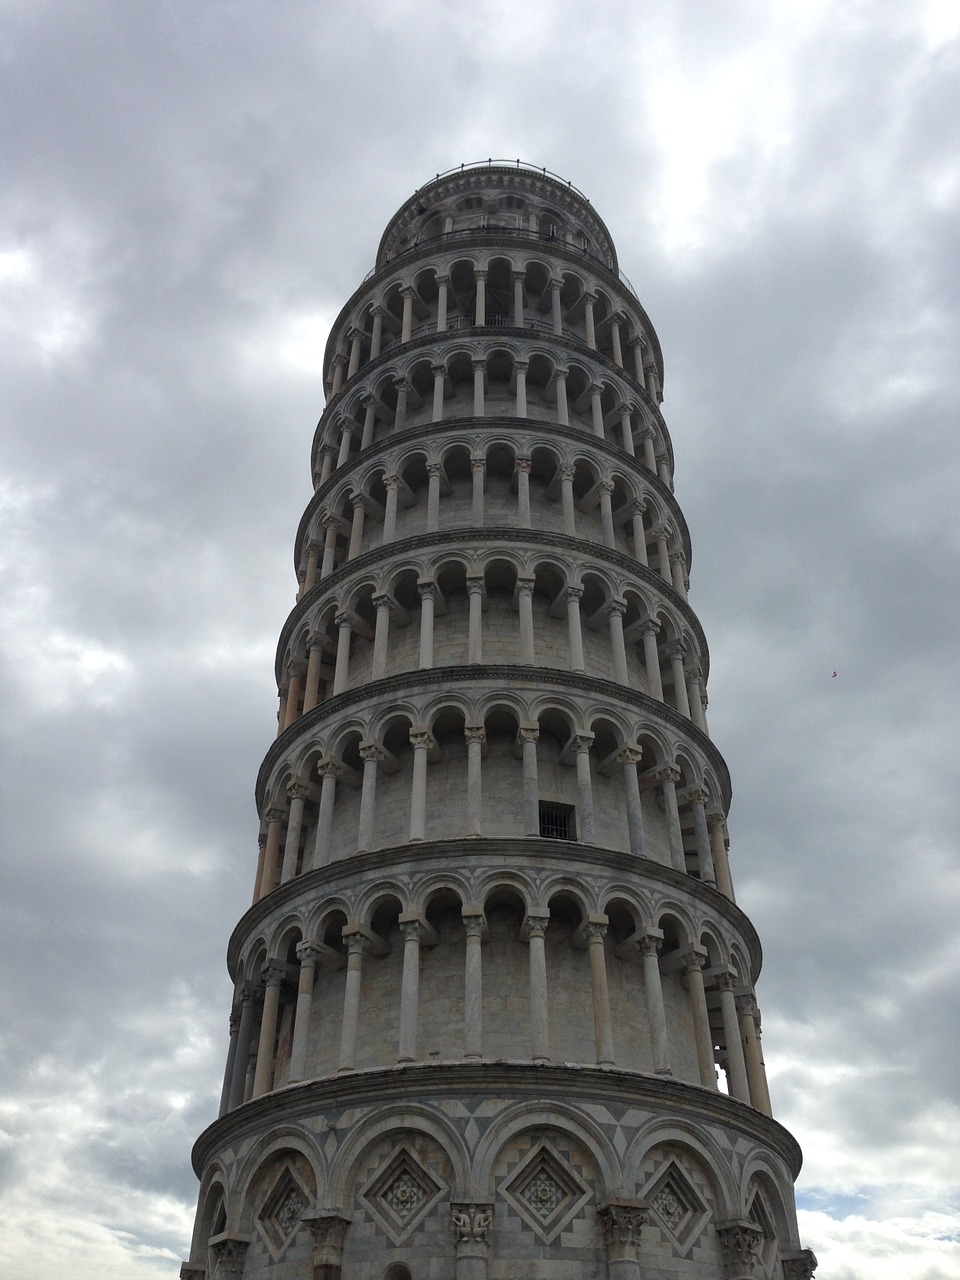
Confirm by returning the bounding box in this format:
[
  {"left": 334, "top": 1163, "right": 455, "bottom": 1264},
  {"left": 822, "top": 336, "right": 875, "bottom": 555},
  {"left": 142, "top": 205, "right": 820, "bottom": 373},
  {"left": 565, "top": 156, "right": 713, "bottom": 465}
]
[{"left": 539, "top": 802, "right": 576, "bottom": 840}]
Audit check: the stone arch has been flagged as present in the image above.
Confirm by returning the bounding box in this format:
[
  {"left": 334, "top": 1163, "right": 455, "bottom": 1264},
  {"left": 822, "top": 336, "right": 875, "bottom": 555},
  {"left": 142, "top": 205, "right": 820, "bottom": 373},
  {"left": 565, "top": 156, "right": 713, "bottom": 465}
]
[
  {"left": 327, "top": 1104, "right": 471, "bottom": 1206},
  {"left": 474, "top": 1100, "right": 621, "bottom": 1197},
  {"left": 190, "top": 1167, "right": 229, "bottom": 1257}
]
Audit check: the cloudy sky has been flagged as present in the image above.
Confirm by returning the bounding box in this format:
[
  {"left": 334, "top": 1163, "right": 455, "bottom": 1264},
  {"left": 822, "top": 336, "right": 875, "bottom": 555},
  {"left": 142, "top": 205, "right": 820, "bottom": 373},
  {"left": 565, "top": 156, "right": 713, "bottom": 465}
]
[{"left": 1, "top": 2, "right": 958, "bottom": 1276}]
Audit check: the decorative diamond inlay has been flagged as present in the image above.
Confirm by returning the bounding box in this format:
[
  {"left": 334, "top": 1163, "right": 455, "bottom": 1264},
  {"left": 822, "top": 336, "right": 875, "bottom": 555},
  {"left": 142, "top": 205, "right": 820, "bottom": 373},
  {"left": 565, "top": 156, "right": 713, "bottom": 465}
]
[
  {"left": 502, "top": 1140, "right": 592, "bottom": 1243},
  {"left": 360, "top": 1145, "right": 446, "bottom": 1243},
  {"left": 256, "top": 1165, "right": 310, "bottom": 1258},
  {"left": 639, "top": 1159, "right": 711, "bottom": 1256}
]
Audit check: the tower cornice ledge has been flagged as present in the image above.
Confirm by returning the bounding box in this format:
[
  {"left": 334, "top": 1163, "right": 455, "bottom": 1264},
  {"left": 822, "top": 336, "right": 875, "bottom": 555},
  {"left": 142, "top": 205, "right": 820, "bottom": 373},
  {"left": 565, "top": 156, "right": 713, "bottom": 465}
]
[
  {"left": 259, "top": 663, "right": 729, "bottom": 803},
  {"left": 286, "top": 529, "right": 703, "bottom": 679},
  {"left": 191, "top": 1060, "right": 802, "bottom": 1181},
  {"left": 225, "top": 838, "right": 761, "bottom": 978},
  {"left": 305, "top": 412, "right": 678, "bottom": 550}
]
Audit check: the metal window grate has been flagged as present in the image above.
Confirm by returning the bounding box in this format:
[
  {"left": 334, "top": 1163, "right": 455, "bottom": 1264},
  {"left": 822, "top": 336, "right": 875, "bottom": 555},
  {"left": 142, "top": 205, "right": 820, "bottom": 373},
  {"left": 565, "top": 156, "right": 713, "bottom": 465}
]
[{"left": 539, "top": 803, "right": 575, "bottom": 840}]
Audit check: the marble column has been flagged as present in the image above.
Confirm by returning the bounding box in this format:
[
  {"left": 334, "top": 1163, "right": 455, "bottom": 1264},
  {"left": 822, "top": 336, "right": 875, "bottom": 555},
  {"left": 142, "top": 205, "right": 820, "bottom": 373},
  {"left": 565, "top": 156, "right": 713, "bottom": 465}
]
[
  {"left": 639, "top": 932, "right": 671, "bottom": 1074},
  {"left": 371, "top": 592, "right": 392, "bottom": 679},
  {"left": 332, "top": 612, "right": 352, "bottom": 696},
  {"left": 585, "top": 920, "right": 615, "bottom": 1066},
  {"left": 512, "top": 269, "right": 525, "bottom": 326},
  {"left": 226, "top": 986, "right": 257, "bottom": 1111},
  {"left": 560, "top": 466, "right": 577, "bottom": 535},
  {"left": 517, "top": 577, "right": 536, "bottom": 664},
  {"left": 467, "top": 574, "right": 484, "bottom": 663},
  {"left": 617, "top": 747, "right": 645, "bottom": 854},
  {"left": 252, "top": 962, "right": 286, "bottom": 1098},
  {"left": 218, "top": 1009, "right": 241, "bottom": 1117},
  {"left": 465, "top": 724, "right": 486, "bottom": 837},
  {"left": 630, "top": 501, "right": 648, "bottom": 565},
  {"left": 717, "top": 971, "right": 751, "bottom": 1103},
  {"left": 426, "top": 461, "right": 443, "bottom": 531},
  {"left": 311, "top": 760, "right": 339, "bottom": 870},
  {"left": 514, "top": 358, "right": 528, "bottom": 417},
  {"left": 598, "top": 479, "right": 616, "bottom": 548},
  {"left": 641, "top": 620, "right": 663, "bottom": 699},
  {"left": 522, "top": 912, "right": 551, "bottom": 1062},
  {"left": 370, "top": 305, "right": 383, "bottom": 357},
  {"left": 515, "top": 456, "right": 532, "bottom": 527},
  {"left": 436, "top": 275, "right": 448, "bottom": 332},
  {"left": 288, "top": 942, "right": 321, "bottom": 1082},
  {"left": 471, "top": 453, "right": 486, "bottom": 523},
  {"left": 669, "top": 644, "right": 691, "bottom": 717},
  {"left": 739, "top": 993, "right": 773, "bottom": 1115},
  {"left": 382, "top": 474, "right": 401, "bottom": 543},
  {"left": 408, "top": 729, "right": 432, "bottom": 841},
  {"left": 357, "top": 741, "right": 384, "bottom": 852},
  {"left": 550, "top": 277, "right": 563, "bottom": 334},
  {"left": 400, "top": 286, "right": 415, "bottom": 342},
  {"left": 431, "top": 364, "right": 445, "bottom": 422},
  {"left": 472, "top": 359, "right": 486, "bottom": 417},
  {"left": 565, "top": 585, "right": 586, "bottom": 673},
  {"left": 257, "top": 806, "right": 285, "bottom": 898},
  {"left": 337, "top": 933, "right": 368, "bottom": 1072},
  {"left": 590, "top": 383, "right": 605, "bottom": 437},
  {"left": 607, "top": 600, "right": 629, "bottom": 684},
  {"left": 280, "top": 780, "right": 310, "bottom": 884},
  {"left": 683, "top": 948, "right": 717, "bottom": 1089},
  {"left": 397, "top": 917, "right": 425, "bottom": 1062},
  {"left": 583, "top": 292, "right": 597, "bottom": 349},
  {"left": 657, "top": 767, "right": 686, "bottom": 872},
  {"left": 474, "top": 269, "right": 486, "bottom": 326},
  {"left": 572, "top": 733, "right": 595, "bottom": 843},
  {"left": 462, "top": 913, "right": 486, "bottom": 1060},
  {"left": 417, "top": 581, "right": 436, "bottom": 669},
  {"left": 554, "top": 368, "right": 569, "bottom": 425},
  {"left": 518, "top": 725, "right": 540, "bottom": 835},
  {"left": 708, "top": 812, "right": 735, "bottom": 901},
  {"left": 687, "top": 789, "right": 716, "bottom": 884}
]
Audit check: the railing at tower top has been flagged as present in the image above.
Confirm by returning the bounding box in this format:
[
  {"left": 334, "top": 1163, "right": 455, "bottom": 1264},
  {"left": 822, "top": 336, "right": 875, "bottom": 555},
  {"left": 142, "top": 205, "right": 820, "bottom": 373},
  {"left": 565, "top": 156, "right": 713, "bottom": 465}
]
[
  {"left": 419, "top": 159, "right": 595, "bottom": 203},
  {"left": 366, "top": 223, "right": 642, "bottom": 303}
]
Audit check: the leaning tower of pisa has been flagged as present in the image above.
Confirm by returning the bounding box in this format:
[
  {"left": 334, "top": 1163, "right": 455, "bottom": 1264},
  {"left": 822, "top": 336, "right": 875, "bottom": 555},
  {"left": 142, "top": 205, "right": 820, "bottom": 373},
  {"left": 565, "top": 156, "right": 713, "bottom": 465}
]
[{"left": 181, "top": 162, "right": 818, "bottom": 1280}]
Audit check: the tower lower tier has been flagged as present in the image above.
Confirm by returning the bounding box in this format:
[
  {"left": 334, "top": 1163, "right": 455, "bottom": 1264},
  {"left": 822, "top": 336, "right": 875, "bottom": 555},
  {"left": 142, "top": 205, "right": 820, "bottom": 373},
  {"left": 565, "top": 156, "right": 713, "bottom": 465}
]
[{"left": 186, "top": 1064, "right": 807, "bottom": 1279}]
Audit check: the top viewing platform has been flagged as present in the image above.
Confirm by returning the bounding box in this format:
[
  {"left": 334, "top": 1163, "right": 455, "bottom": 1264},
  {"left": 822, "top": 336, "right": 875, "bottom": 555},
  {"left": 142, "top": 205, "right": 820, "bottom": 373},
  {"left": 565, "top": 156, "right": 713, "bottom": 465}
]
[{"left": 376, "top": 159, "right": 634, "bottom": 294}]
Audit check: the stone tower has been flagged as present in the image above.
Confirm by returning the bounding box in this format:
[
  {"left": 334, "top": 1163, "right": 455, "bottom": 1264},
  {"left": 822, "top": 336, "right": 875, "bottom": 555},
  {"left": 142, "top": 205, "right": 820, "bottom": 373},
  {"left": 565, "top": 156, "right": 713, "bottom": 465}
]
[{"left": 182, "top": 162, "right": 817, "bottom": 1280}]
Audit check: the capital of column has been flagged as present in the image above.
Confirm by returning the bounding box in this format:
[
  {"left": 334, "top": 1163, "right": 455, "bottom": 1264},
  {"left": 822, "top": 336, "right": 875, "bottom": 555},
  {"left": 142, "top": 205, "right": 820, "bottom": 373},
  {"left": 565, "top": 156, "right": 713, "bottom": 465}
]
[
  {"left": 260, "top": 961, "right": 286, "bottom": 988},
  {"left": 515, "top": 455, "right": 532, "bottom": 474},
  {"left": 571, "top": 732, "right": 594, "bottom": 754},
  {"left": 400, "top": 285, "right": 416, "bottom": 300},
  {"left": 264, "top": 805, "right": 286, "bottom": 825},
  {"left": 564, "top": 584, "right": 584, "bottom": 603},
  {"left": 359, "top": 740, "right": 385, "bottom": 764},
  {"left": 306, "top": 629, "right": 326, "bottom": 652},
  {"left": 474, "top": 268, "right": 487, "bottom": 281},
  {"left": 435, "top": 273, "right": 450, "bottom": 287},
  {"left": 707, "top": 810, "right": 728, "bottom": 836},
  {"left": 682, "top": 946, "right": 708, "bottom": 974},
  {"left": 400, "top": 918, "right": 427, "bottom": 943},
  {"left": 417, "top": 579, "right": 436, "bottom": 601},
  {"left": 295, "top": 941, "right": 324, "bottom": 968},
  {"left": 687, "top": 787, "right": 709, "bottom": 806},
  {"left": 301, "top": 1214, "right": 351, "bottom": 1266},
  {"left": 426, "top": 460, "right": 445, "bottom": 478},
  {"left": 451, "top": 1202, "right": 493, "bottom": 1249},
  {"left": 464, "top": 724, "right": 487, "bottom": 746},
  {"left": 517, "top": 724, "right": 540, "bottom": 745},
  {"left": 715, "top": 969, "right": 737, "bottom": 994},
  {"left": 553, "top": 366, "right": 569, "bottom": 383},
  {"left": 306, "top": 538, "right": 322, "bottom": 558},
  {"left": 654, "top": 766, "right": 681, "bottom": 786},
  {"left": 207, "top": 1236, "right": 250, "bottom": 1280},
  {"left": 515, "top": 574, "right": 535, "bottom": 597},
  {"left": 409, "top": 729, "right": 434, "bottom": 752},
  {"left": 462, "top": 912, "right": 487, "bottom": 940},
  {"left": 616, "top": 745, "right": 643, "bottom": 766},
  {"left": 606, "top": 597, "right": 627, "bottom": 618},
  {"left": 583, "top": 921, "right": 608, "bottom": 945},
  {"left": 513, "top": 357, "right": 529, "bottom": 373},
  {"left": 521, "top": 911, "right": 550, "bottom": 942},
  {"left": 317, "top": 757, "right": 342, "bottom": 782},
  {"left": 334, "top": 610, "right": 352, "bottom": 631},
  {"left": 287, "top": 779, "right": 313, "bottom": 803},
  {"left": 466, "top": 574, "right": 485, "bottom": 597},
  {"left": 598, "top": 1200, "right": 647, "bottom": 1255},
  {"left": 738, "top": 992, "right": 761, "bottom": 1024},
  {"left": 638, "top": 932, "right": 662, "bottom": 958},
  {"left": 344, "top": 932, "right": 370, "bottom": 958},
  {"left": 652, "top": 523, "right": 672, "bottom": 541},
  {"left": 598, "top": 477, "right": 615, "bottom": 494},
  {"left": 287, "top": 656, "right": 307, "bottom": 678},
  {"left": 470, "top": 453, "right": 486, "bottom": 473},
  {"left": 717, "top": 1221, "right": 763, "bottom": 1275},
  {"left": 560, "top": 464, "right": 576, "bottom": 482},
  {"left": 383, "top": 472, "right": 402, "bottom": 492},
  {"left": 392, "top": 376, "right": 411, "bottom": 393},
  {"left": 640, "top": 618, "right": 660, "bottom": 637},
  {"left": 667, "top": 641, "right": 687, "bottom": 660},
  {"left": 782, "top": 1247, "right": 819, "bottom": 1279}
]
